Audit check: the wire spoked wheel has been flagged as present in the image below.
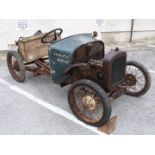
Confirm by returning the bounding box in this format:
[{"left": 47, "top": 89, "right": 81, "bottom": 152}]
[
  {"left": 125, "top": 61, "right": 151, "bottom": 97},
  {"left": 7, "top": 51, "right": 26, "bottom": 82},
  {"left": 68, "top": 79, "right": 111, "bottom": 127}
]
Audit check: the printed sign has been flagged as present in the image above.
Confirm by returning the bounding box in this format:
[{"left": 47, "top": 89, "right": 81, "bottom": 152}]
[
  {"left": 96, "top": 19, "right": 104, "bottom": 26},
  {"left": 16, "top": 20, "right": 28, "bottom": 30},
  {"left": 54, "top": 52, "right": 70, "bottom": 64}
]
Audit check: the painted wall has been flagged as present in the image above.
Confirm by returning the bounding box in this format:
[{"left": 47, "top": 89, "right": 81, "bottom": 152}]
[
  {"left": 0, "top": 19, "right": 155, "bottom": 50},
  {"left": 101, "top": 19, "right": 155, "bottom": 43}
]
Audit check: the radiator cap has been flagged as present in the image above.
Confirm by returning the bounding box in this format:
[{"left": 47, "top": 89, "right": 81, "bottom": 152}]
[{"left": 115, "top": 47, "right": 120, "bottom": 52}]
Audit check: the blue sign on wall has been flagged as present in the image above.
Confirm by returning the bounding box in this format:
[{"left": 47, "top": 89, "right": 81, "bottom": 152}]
[
  {"left": 16, "top": 20, "right": 28, "bottom": 30},
  {"left": 96, "top": 19, "right": 104, "bottom": 26}
]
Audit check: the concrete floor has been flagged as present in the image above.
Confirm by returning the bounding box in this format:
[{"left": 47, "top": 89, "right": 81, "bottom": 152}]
[{"left": 0, "top": 45, "right": 155, "bottom": 135}]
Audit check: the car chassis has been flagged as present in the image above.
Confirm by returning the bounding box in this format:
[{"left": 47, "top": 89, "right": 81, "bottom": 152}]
[{"left": 7, "top": 28, "right": 151, "bottom": 127}]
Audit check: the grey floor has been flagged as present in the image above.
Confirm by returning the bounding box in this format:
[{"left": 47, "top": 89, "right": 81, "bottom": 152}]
[{"left": 0, "top": 45, "right": 155, "bottom": 134}]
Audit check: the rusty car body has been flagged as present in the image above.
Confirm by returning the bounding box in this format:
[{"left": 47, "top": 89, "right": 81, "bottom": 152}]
[{"left": 7, "top": 28, "right": 151, "bottom": 127}]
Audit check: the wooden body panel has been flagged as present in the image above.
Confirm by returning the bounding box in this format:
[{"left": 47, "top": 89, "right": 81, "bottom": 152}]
[{"left": 18, "top": 34, "right": 56, "bottom": 62}]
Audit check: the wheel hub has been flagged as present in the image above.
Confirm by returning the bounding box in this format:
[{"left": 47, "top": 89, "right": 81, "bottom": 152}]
[
  {"left": 13, "top": 61, "right": 20, "bottom": 71},
  {"left": 82, "top": 95, "right": 96, "bottom": 111},
  {"left": 125, "top": 74, "right": 137, "bottom": 86}
]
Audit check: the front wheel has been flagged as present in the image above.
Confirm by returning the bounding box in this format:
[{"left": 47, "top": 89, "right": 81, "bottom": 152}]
[
  {"left": 68, "top": 79, "right": 111, "bottom": 127},
  {"left": 125, "top": 61, "right": 151, "bottom": 97}
]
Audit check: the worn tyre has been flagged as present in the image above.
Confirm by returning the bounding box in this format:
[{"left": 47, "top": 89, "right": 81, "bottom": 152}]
[
  {"left": 68, "top": 79, "right": 111, "bottom": 127},
  {"left": 7, "top": 51, "right": 26, "bottom": 82},
  {"left": 125, "top": 60, "right": 151, "bottom": 97}
]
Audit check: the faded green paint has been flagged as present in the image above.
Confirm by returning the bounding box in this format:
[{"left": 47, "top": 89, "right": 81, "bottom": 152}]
[{"left": 48, "top": 33, "right": 96, "bottom": 83}]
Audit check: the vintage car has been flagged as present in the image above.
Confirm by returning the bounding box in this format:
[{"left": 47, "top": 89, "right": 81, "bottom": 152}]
[{"left": 7, "top": 28, "right": 151, "bottom": 127}]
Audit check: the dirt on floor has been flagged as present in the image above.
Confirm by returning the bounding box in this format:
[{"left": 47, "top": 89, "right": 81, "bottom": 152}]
[{"left": 105, "top": 38, "right": 155, "bottom": 49}]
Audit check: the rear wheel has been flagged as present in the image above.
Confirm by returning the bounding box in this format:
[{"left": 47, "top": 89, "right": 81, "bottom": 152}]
[
  {"left": 68, "top": 79, "right": 111, "bottom": 127},
  {"left": 7, "top": 51, "right": 26, "bottom": 82},
  {"left": 125, "top": 61, "right": 151, "bottom": 97}
]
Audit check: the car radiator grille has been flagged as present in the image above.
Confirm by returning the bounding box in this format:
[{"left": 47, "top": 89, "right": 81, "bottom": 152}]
[{"left": 111, "top": 56, "right": 126, "bottom": 85}]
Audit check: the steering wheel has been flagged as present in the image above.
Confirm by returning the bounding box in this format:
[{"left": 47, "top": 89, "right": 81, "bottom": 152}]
[{"left": 41, "top": 28, "right": 63, "bottom": 44}]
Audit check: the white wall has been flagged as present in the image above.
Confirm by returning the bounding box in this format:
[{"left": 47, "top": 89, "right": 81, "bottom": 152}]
[
  {"left": 0, "top": 19, "right": 155, "bottom": 50},
  {"left": 134, "top": 19, "right": 155, "bottom": 30},
  {"left": 0, "top": 19, "right": 99, "bottom": 50},
  {"left": 101, "top": 19, "right": 155, "bottom": 43}
]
